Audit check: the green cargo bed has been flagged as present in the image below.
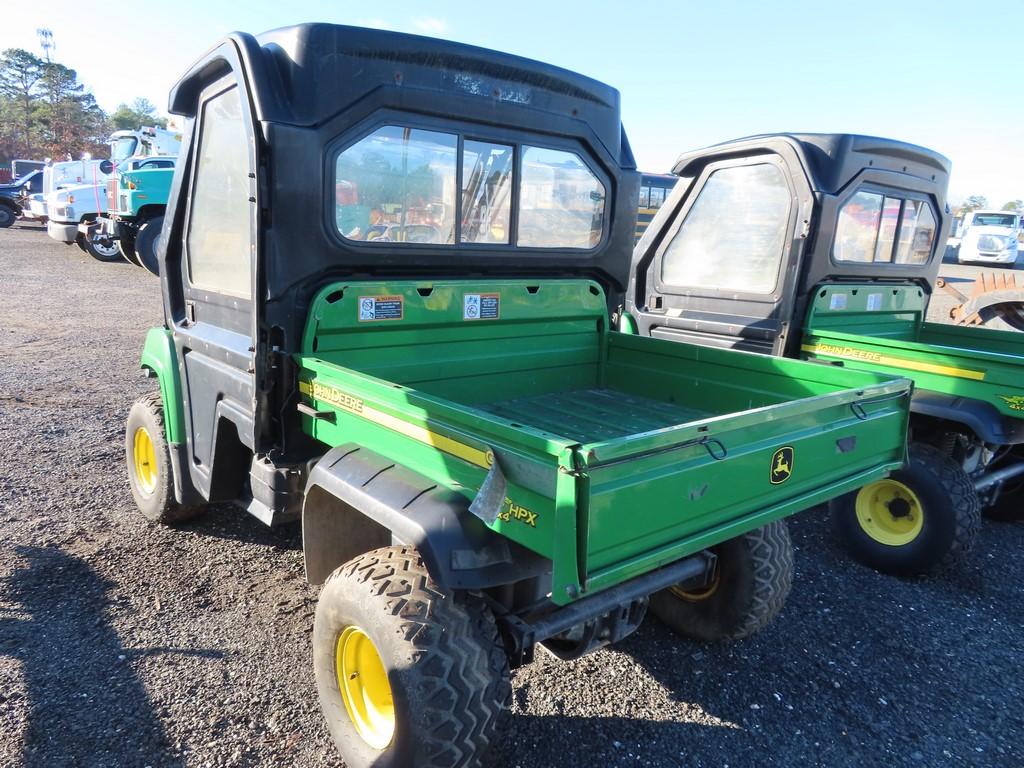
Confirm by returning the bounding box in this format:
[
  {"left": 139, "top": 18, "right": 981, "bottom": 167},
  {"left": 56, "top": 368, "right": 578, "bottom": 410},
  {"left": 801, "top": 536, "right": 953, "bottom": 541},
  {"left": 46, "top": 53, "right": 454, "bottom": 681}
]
[
  {"left": 803, "top": 284, "right": 1024, "bottom": 422},
  {"left": 298, "top": 280, "right": 912, "bottom": 603}
]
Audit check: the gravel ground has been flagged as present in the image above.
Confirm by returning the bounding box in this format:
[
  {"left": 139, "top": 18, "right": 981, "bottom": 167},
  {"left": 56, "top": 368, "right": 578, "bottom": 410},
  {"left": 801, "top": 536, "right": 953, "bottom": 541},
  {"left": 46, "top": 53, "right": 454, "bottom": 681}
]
[{"left": 1, "top": 223, "right": 1022, "bottom": 768}]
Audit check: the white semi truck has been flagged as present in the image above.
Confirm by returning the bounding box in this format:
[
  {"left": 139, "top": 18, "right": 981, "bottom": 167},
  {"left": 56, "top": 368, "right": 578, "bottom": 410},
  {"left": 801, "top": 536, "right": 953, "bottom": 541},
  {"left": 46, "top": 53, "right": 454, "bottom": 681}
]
[{"left": 957, "top": 209, "right": 1022, "bottom": 266}]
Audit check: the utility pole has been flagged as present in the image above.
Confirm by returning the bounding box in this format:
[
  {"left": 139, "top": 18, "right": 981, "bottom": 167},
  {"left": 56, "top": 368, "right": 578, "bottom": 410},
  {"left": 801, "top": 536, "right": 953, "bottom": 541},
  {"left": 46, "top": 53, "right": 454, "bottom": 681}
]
[{"left": 37, "top": 28, "right": 54, "bottom": 63}]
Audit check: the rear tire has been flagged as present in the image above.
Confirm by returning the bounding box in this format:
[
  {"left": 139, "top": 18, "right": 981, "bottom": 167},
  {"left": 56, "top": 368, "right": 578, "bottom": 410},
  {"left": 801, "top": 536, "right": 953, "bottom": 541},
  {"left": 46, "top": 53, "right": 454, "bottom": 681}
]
[
  {"left": 313, "top": 545, "right": 509, "bottom": 768},
  {"left": 135, "top": 215, "right": 163, "bottom": 276},
  {"left": 125, "top": 392, "right": 203, "bottom": 524},
  {"left": 649, "top": 520, "right": 793, "bottom": 642},
  {"left": 832, "top": 443, "right": 980, "bottom": 575}
]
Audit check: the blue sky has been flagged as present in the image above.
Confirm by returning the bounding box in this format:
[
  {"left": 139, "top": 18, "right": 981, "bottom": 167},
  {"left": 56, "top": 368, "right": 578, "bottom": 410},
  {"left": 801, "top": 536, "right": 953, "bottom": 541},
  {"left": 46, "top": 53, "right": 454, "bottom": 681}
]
[{"left": 7, "top": 1, "right": 1022, "bottom": 204}]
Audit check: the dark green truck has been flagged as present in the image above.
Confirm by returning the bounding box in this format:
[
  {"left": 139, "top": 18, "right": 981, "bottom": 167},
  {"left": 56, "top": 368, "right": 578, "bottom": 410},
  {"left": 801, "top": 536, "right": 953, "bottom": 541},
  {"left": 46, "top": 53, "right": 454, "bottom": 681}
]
[
  {"left": 124, "top": 28, "right": 913, "bottom": 768},
  {"left": 626, "top": 133, "right": 1024, "bottom": 577}
]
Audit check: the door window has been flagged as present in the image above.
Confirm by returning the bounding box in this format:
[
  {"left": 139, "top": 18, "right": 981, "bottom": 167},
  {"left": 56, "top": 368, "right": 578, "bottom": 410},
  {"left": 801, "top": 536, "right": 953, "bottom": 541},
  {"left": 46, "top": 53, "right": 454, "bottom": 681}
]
[
  {"left": 186, "top": 86, "right": 252, "bottom": 298},
  {"left": 660, "top": 163, "right": 791, "bottom": 294}
]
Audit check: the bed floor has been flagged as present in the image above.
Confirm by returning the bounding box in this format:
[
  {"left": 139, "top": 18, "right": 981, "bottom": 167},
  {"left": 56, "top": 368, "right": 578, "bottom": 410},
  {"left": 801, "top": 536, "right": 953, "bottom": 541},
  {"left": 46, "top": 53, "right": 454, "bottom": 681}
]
[{"left": 480, "top": 387, "right": 709, "bottom": 443}]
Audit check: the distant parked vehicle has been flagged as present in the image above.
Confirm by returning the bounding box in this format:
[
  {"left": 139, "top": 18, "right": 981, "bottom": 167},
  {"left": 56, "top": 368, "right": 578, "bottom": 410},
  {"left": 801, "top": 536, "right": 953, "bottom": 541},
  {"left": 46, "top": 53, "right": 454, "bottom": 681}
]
[
  {"left": 25, "top": 126, "right": 182, "bottom": 227},
  {"left": 958, "top": 210, "right": 1021, "bottom": 266},
  {"left": 635, "top": 172, "right": 677, "bottom": 242},
  {"left": 12, "top": 159, "right": 45, "bottom": 179},
  {"left": 47, "top": 156, "right": 178, "bottom": 261},
  {"left": 0, "top": 170, "right": 44, "bottom": 228},
  {"left": 93, "top": 157, "right": 178, "bottom": 273}
]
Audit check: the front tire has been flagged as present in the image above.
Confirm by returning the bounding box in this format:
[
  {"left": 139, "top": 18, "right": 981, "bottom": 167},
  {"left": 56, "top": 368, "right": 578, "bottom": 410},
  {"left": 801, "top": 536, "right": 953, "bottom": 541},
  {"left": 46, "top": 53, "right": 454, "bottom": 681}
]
[
  {"left": 313, "top": 546, "right": 509, "bottom": 768},
  {"left": 0, "top": 204, "right": 16, "bottom": 228},
  {"left": 832, "top": 443, "right": 981, "bottom": 575},
  {"left": 83, "top": 232, "right": 122, "bottom": 261},
  {"left": 125, "top": 392, "right": 203, "bottom": 524},
  {"left": 649, "top": 520, "right": 793, "bottom": 642},
  {"left": 119, "top": 234, "right": 142, "bottom": 267}
]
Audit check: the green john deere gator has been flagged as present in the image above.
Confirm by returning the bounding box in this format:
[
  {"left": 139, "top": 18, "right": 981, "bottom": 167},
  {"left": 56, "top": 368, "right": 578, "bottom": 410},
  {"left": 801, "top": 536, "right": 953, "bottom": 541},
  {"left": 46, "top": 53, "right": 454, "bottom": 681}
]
[
  {"left": 626, "top": 133, "right": 1024, "bottom": 577},
  {"left": 124, "top": 27, "right": 914, "bottom": 768}
]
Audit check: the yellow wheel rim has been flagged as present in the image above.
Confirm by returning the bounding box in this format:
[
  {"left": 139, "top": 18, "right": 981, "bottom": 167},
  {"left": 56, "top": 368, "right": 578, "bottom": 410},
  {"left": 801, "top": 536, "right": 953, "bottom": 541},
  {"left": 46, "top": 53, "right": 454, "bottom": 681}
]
[
  {"left": 670, "top": 560, "right": 721, "bottom": 602},
  {"left": 132, "top": 427, "right": 159, "bottom": 495},
  {"left": 335, "top": 626, "right": 395, "bottom": 750},
  {"left": 855, "top": 479, "right": 924, "bottom": 546}
]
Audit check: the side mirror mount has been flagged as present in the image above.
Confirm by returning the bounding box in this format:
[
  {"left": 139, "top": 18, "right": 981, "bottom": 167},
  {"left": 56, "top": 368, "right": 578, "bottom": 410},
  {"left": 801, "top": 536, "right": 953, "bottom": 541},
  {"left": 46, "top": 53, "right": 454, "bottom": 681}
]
[{"left": 99, "top": 160, "right": 114, "bottom": 175}]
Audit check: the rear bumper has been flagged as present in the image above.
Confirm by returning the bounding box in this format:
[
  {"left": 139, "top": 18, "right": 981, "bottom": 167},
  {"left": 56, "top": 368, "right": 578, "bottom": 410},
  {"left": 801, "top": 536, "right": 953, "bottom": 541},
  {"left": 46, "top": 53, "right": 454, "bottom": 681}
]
[{"left": 46, "top": 221, "right": 78, "bottom": 243}]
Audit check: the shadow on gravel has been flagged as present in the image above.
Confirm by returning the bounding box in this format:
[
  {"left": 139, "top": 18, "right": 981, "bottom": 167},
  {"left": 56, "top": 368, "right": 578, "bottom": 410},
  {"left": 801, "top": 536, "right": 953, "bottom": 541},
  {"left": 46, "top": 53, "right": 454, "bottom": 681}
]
[
  {"left": 0, "top": 546, "right": 208, "bottom": 767},
  {"left": 178, "top": 504, "right": 303, "bottom": 551}
]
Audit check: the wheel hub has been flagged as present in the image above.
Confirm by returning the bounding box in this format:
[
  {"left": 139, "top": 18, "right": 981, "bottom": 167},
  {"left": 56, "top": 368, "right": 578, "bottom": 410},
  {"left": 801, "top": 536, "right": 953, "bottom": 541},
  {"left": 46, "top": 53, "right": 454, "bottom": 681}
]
[
  {"left": 335, "top": 626, "right": 394, "bottom": 749},
  {"left": 854, "top": 479, "right": 924, "bottom": 546},
  {"left": 132, "top": 427, "right": 158, "bottom": 494}
]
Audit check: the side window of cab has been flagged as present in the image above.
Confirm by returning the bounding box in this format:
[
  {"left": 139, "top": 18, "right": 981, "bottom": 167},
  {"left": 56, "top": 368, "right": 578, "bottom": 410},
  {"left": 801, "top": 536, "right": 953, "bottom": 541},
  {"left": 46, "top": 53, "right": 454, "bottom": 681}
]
[
  {"left": 186, "top": 84, "right": 253, "bottom": 298},
  {"left": 833, "top": 190, "right": 937, "bottom": 265}
]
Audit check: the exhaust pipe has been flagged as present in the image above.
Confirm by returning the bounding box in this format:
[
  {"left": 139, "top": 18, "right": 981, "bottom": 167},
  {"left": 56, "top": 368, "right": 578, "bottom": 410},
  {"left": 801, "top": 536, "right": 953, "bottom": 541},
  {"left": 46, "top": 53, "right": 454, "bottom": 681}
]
[{"left": 974, "top": 461, "right": 1024, "bottom": 492}]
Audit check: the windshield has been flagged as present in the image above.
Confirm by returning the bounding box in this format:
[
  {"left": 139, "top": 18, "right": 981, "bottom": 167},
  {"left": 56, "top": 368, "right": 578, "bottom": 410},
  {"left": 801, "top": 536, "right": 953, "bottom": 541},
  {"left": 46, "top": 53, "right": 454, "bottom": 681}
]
[
  {"left": 971, "top": 213, "right": 1018, "bottom": 228},
  {"left": 111, "top": 136, "right": 139, "bottom": 163}
]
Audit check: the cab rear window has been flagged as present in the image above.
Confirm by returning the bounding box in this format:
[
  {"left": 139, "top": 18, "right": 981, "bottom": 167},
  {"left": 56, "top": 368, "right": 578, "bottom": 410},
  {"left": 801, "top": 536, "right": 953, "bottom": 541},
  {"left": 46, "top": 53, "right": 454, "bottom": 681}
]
[
  {"left": 834, "top": 191, "right": 936, "bottom": 265},
  {"left": 333, "top": 125, "right": 605, "bottom": 249}
]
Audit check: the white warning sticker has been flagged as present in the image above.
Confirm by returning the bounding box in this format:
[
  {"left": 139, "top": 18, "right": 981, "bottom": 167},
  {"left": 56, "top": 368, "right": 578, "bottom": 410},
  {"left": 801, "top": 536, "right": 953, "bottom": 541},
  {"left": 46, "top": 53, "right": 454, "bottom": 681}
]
[
  {"left": 866, "top": 293, "right": 883, "bottom": 311},
  {"left": 358, "top": 295, "right": 403, "bottom": 322},
  {"left": 829, "top": 293, "right": 848, "bottom": 311},
  {"left": 463, "top": 293, "right": 499, "bottom": 320}
]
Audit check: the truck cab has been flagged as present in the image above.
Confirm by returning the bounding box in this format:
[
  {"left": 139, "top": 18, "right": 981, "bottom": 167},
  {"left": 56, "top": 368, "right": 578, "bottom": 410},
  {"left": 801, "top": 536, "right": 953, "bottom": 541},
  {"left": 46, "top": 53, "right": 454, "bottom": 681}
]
[
  {"left": 96, "top": 156, "right": 178, "bottom": 272},
  {"left": 628, "top": 133, "right": 1024, "bottom": 576},
  {"left": 23, "top": 157, "right": 111, "bottom": 224},
  {"left": 957, "top": 209, "right": 1021, "bottom": 265},
  {"left": 124, "top": 29, "right": 914, "bottom": 768}
]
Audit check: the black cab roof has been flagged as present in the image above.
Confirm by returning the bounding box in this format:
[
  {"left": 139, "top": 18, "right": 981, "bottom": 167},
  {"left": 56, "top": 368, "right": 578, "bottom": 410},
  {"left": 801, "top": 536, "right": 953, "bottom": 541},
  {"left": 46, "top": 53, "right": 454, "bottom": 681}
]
[{"left": 165, "top": 24, "right": 639, "bottom": 299}]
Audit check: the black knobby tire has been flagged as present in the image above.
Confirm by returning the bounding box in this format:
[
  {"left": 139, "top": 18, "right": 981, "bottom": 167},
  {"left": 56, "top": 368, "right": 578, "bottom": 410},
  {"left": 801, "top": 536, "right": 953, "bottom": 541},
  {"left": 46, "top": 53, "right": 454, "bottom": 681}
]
[
  {"left": 135, "top": 215, "right": 163, "bottom": 276},
  {"left": 314, "top": 545, "right": 510, "bottom": 768},
  {"left": 125, "top": 392, "right": 203, "bottom": 524},
  {"left": 75, "top": 233, "right": 90, "bottom": 252},
  {"left": 831, "top": 443, "right": 981, "bottom": 575},
  {"left": 0, "top": 204, "right": 16, "bottom": 228},
  {"left": 649, "top": 520, "right": 794, "bottom": 642}
]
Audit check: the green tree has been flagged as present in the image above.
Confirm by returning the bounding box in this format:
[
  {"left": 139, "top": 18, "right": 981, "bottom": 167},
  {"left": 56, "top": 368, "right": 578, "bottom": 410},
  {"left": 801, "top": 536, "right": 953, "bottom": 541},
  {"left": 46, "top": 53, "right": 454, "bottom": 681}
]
[
  {"left": 34, "top": 62, "right": 108, "bottom": 159},
  {"left": 1001, "top": 199, "right": 1022, "bottom": 212},
  {"left": 957, "top": 195, "right": 989, "bottom": 215},
  {"left": 109, "top": 97, "right": 167, "bottom": 130},
  {"left": 0, "top": 48, "right": 45, "bottom": 158}
]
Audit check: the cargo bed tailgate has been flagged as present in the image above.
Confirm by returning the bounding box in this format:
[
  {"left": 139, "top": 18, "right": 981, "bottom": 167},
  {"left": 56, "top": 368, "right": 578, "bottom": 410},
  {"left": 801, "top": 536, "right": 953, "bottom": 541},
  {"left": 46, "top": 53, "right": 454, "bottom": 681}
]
[{"left": 578, "top": 337, "right": 912, "bottom": 592}]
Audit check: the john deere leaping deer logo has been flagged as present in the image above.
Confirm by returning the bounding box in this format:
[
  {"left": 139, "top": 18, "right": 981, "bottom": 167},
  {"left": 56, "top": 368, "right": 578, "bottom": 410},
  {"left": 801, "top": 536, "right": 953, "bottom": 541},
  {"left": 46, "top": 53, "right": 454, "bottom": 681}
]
[
  {"left": 998, "top": 395, "right": 1024, "bottom": 412},
  {"left": 770, "top": 446, "right": 794, "bottom": 484}
]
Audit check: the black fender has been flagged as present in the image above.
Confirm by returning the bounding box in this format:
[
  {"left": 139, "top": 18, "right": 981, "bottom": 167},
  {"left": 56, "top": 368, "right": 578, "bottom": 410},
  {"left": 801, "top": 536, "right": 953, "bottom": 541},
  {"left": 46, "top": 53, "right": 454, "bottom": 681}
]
[
  {"left": 912, "top": 391, "right": 1024, "bottom": 445},
  {"left": 302, "top": 443, "right": 550, "bottom": 590}
]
